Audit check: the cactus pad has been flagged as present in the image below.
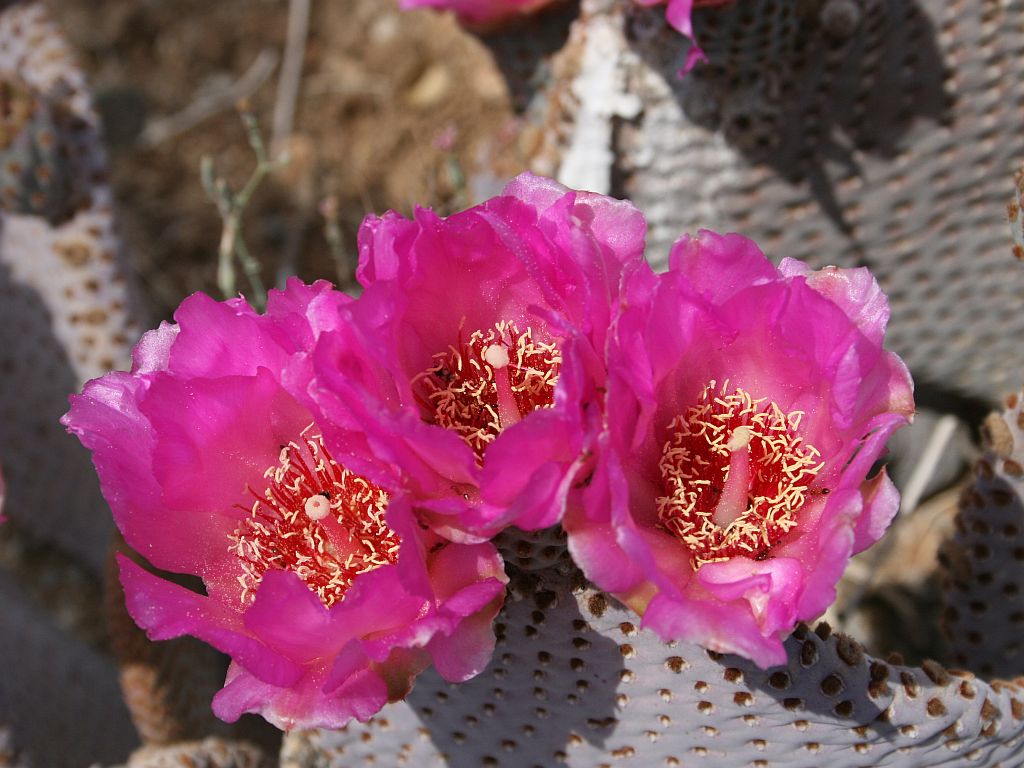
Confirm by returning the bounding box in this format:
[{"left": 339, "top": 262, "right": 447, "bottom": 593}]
[
  {"left": 0, "top": 0, "right": 140, "bottom": 571},
  {"left": 122, "top": 738, "right": 272, "bottom": 768},
  {"left": 533, "top": 0, "right": 1024, "bottom": 400},
  {"left": 282, "top": 556, "right": 1024, "bottom": 767},
  {"left": 942, "top": 390, "right": 1024, "bottom": 680},
  {"left": 0, "top": 77, "right": 89, "bottom": 224}
]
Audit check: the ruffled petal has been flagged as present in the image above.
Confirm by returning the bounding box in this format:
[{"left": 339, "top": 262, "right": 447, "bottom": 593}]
[
  {"left": 69, "top": 278, "right": 508, "bottom": 731},
  {"left": 167, "top": 292, "right": 292, "bottom": 378},
  {"left": 309, "top": 172, "right": 646, "bottom": 541},
  {"left": 697, "top": 556, "right": 804, "bottom": 638},
  {"left": 852, "top": 467, "right": 901, "bottom": 554},
  {"left": 118, "top": 555, "right": 303, "bottom": 688},
  {"left": 668, "top": 231, "right": 778, "bottom": 304},
  {"left": 64, "top": 374, "right": 235, "bottom": 575},
  {"left": 214, "top": 655, "right": 387, "bottom": 730},
  {"left": 243, "top": 570, "right": 333, "bottom": 665},
  {"left": 643, "top": 592, "right": 787, "bottom": 669},
  {"left": 778, "top": 260, "right": 890, "bottom": 346}
]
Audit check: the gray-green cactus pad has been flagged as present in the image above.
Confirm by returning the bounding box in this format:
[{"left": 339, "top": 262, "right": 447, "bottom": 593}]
[
  {"left": 536, "top": 0, "right": 1024, "bottom": 401},
  {"left": 282, "top": 566, "right": 1024, "bottom": 767},
  {"left": 943, "top": 390, "right": 1024, "bottom": 680}
]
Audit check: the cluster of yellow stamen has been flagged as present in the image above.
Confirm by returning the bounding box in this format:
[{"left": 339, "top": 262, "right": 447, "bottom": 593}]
[
  {"left": 228, "top": 426, "right": 400, "bottom": 607},
  {"left": 412, "top": 320, "right": 561, "bottom": 460},
  {"left": 656, "top": 380, "right": 823, "bottom": 567}
]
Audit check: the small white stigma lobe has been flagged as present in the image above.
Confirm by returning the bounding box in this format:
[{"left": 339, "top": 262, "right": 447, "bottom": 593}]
[
  {"left": 304, "top": 494, "right": 331, "bottom": 521},
  {"left": 483, "top": 344, "right": 510, "bottom": 370}
]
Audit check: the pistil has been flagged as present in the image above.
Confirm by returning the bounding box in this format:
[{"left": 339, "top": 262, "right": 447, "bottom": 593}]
[
  {"left": 657, "top": 380, "right": 822, "bottom": 567},
  {"left": 413, "top": 320, "right": 561, "bottom": 460},
  {"left": 712, "top": 426, "right": 752, "bottom": 528}
]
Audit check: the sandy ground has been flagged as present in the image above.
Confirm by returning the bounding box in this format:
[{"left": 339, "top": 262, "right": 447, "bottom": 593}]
[{"left": 48, "top": 0, "right": 523, "bottom": 320}]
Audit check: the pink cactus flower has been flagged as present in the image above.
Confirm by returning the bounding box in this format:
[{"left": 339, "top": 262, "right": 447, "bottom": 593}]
[
  {"left": 62, "top": 279, "right": 508, "bottom": 730},
  {"left": 399, "top": 0, "right": 558, "bottom": 29},
  {"left": 565, "top": 231, "right": 914, "bottom": 668},
  {"left": 296, "top": 173, "right": 647, "bottom": 543},
  {"left": 634, "top": 0, "right": 735, "bottom": 73}
]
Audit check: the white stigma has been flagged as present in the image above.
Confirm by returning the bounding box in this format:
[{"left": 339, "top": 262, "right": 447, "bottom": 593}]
[
  {"left": 482, "top": 343, "right": 510, "bottom": 370},
  {"left": 303, "top": 494, "right": 331, "bottom": 521},
  {"left": 726, "top": 425, "right": 753, "bottom": 452}
]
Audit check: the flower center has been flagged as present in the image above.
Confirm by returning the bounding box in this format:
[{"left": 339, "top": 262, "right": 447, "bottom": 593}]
[
  {"left": 413, "top": 320, "right": 561, "bottom": 460},
  {"left": 656, "top": 380, "right": 823, "bottom": 567},
  {"left": 228, "top": 426, "right": 400, "bottom": 607}
]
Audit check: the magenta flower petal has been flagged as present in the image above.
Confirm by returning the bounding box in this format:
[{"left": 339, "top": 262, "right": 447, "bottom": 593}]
[
  {"left": 668, "top": 231, "right": 779, "bottom": 302},
  {"left": 567, "top": 230, "right": 913, "bottom": 667},
  {"left": 165, "top": 292, "right": 287, "bottom": 379},
  {"left": 66, "top": 282, "right": 508, "bottom": 731},
  {"left": 777, "top": 259, "right": 890, "bottom": 346},
  {"left": 213, "top": 652, "right": 388, "bottom": 730},
  {"left": 696, "top": 556, "right": 804, "bottom": 637},
  {"left": 502, "top": 173, "right": 648, "bottom": 263},
  {"left": 794, "top": 487, "right": 861, "bottom": 615},
  {"left": 643, "top": 589, "right": 786, "bottom": 667},
  {"left": 66, "top": 373, "right": 235, "bottom": 576},
  {"left": 851, "top": 466, "right": 900, "bottom": 553},
  {"left": 477, "top": 408, "right": 581, "bottom": 530},
  {"left": 143, "top": 370, "right": 312, "bottom": 517},
  {"left": 306, "top": 172, "right": 650, "bottom": 541},
  {"left": 118, "top": 556, "right": 304, "bottom": 688},
  {"left": 633, "top": 0, "right": 734, "bottom": 74},
  {"left": 131, "top": 322, "right": 177, "bottom": 374},
  {"left": 241, "top": 569, "right": 338, "bottom": 665}
]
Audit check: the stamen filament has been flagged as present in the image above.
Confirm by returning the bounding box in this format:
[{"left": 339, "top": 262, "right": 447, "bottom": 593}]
[{"left": 228, "top": 427, "right": 399, "bottom": 607}]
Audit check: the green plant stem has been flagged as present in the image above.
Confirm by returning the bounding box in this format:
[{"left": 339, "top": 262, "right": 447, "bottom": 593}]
[{"left": 203, "top": 108, "right": 288, "bottom": 311}]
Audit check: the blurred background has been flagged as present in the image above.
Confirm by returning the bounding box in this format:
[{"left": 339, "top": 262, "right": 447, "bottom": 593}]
[{"left": 54, "top": 0, "right": 525, "bottom": 320}]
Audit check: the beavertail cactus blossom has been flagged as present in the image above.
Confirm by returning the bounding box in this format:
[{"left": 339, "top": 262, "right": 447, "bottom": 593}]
[
  {"left": 299, "top": 173, "right": 647, "bottom": 542},
  {"left": 400, "top": 0, "right": 557, "bottom": 29},
  {"left": 635, "top": 0, "right": 735, "bottom": 72},
  {"left": 566, "top": 231, "right": 914, "bottom": 668},
  {"left": 63, "top": 280, "right": 508, "bottom": 730}
]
